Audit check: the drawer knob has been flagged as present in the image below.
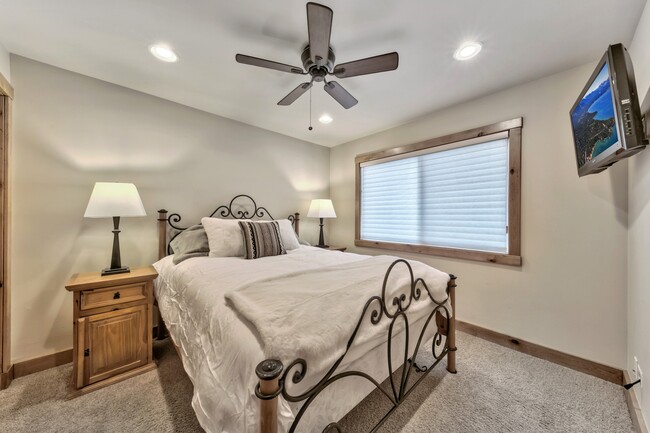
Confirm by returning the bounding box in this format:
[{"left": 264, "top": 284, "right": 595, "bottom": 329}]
[{"left": 113, "top": 292, "right": 121, "bottom": 300}]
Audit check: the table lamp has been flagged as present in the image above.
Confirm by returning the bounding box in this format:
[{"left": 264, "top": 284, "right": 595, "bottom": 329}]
[
  {"left": 84, "top": 182, "right": 146, "bottom": 276},
  {"left": 307, "top": 199, "right": 336, "bottom": 248}
]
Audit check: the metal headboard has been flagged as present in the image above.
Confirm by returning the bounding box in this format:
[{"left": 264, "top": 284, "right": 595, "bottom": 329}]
[{"left": 157, "top": 194, "right": 300, "bottom": 259}]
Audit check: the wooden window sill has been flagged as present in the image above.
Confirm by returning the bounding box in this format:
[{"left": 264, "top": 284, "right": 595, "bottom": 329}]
[{"left": 355, "top": 239, "right": 522, "bottom": 266}]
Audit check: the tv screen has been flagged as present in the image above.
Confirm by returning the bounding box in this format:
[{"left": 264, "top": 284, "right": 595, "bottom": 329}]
[
  {"left": 571, "top": 63, "right": 620, "bottom": 172},
  {"left": 570, "top": 43, "right": 647, "bottom": 177}
]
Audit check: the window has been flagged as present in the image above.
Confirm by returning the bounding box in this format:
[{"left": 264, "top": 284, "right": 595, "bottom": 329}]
[{"left": 355, "top": 118, "right": 522, "bottom": 266}]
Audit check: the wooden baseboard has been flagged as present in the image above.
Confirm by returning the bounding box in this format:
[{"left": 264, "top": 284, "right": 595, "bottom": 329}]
[
  {"left": 13, "top": 349, "right": 73, "bottom": 379},
  {"left": 4, "top": 327, "right": 162, "bottom": 383},
  {"left": 457, "top": 320, "right": 624, "bottom": 385},
  {"left": 624, "top": 371, "right": 649, "bottom": 433},
  {"left": 0, "top": 364, "right": 13, "bottom": 389}
]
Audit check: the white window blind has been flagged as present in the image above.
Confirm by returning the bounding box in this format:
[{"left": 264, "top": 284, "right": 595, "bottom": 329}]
[{"left": 360, "top": 137, "right": 509, "bottom": 253}]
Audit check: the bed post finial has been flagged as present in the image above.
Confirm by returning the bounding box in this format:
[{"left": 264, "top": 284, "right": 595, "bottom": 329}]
[
  {"left": 447, "top": 274, "right": 457, "bottom": 374},
  {"left": 158, "top": 209, "right": 168, "bottom": 260},
  {"left": 256, "top": 359, "right": 284, "bottom": 433},
  {"left": 293, "top": 212, "right": 300, "bottom": 237}
]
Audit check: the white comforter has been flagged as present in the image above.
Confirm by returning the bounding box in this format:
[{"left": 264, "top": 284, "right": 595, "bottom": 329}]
[{"left": 154, "top": 246, "right": 451, "bottom": 433}]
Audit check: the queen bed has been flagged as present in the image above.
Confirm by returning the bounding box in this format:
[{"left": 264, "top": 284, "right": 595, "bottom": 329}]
[{"left": 153, "top": 195, "right": 457, "bottom": 433}]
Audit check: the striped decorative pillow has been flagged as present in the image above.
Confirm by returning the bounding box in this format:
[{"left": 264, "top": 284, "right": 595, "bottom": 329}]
[{"left": 239, "top": 221, "right": 287, "bottom": 259}]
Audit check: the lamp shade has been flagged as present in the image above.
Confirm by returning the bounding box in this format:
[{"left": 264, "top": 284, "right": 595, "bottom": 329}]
[
  {"left": 307, "top": 199, "right": 337, "bottom": 218},
  {"left": 84, "top": 182, "right": 147, "bottom": 218}
]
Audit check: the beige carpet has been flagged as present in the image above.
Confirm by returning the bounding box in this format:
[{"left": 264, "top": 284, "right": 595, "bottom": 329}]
[{"left": 0, "top": 332, "right": 634, "bottom": 433}]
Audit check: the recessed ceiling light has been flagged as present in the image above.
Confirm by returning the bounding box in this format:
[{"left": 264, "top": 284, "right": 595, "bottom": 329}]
[
  {"left": 453, "top": 42, "right": 482, "bottom": 61},
  {"left": 319, "top": 114, "right": 333, "bottom": 124},
  {"left": 149, "top": 44, "right": 178, "bottom": 63}
]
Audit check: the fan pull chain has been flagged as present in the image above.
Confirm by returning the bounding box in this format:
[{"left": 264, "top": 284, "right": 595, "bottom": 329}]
[{"left": 308, "top": 86, "right": 313, "bottom": 131}]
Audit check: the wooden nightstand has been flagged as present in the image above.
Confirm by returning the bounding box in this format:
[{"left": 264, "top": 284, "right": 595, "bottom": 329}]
[
  {"left": 65, "top": 266, "right": 158, "bottom": 398},
  {"left": 315, "top": 245, "right": 347, "bottom": 252}
]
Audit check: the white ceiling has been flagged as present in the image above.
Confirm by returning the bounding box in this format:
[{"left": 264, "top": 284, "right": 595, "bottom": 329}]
[{"left": 0, "top": 0, "right": 645, "bottom": 147}]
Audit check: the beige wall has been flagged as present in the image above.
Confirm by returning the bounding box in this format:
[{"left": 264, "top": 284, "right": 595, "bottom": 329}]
[
  {"left": 0, "top": 42, "right": 9, "bottom": 82},
  {"left": 628, "top": 0, "right": 650, "bottom": 423},
  {"left": 8, "top": 41, "right": 641, "bottom": 373},
  {"left": 330, "top": 63, "right": 629, "bottom": 368},
  {"left": 9, "top": 56, "right": 330, "bottom": 362}
]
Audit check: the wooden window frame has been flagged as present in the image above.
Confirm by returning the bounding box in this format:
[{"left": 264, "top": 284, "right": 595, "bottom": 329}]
[
  {"left": 0, "top": 72, "right": 12, "bottom": 390},
  {"left": 355, "top": 118, "right": 522, "bottom": 267}
]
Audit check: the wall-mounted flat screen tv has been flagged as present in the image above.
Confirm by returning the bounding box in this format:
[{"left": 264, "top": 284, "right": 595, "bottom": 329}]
[{"left": 570, "top": 43, "right": 647, "bottom": 177}]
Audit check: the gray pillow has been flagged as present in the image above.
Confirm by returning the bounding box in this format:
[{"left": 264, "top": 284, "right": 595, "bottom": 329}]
[{"left": 170, "top": 224, "right": 210, "bottom": 264}]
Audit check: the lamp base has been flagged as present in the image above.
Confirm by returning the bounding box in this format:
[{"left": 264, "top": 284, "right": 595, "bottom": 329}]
[
  {"left": 314, "top": 244, "right": 330, "bottom": 249},
  {"left": 101, "top": 266, "right": 130, "bottom": 276}
]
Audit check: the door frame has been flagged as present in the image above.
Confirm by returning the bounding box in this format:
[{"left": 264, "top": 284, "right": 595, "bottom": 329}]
[{"left": 0, "top": 71, "right": 13, "bottom": 390}]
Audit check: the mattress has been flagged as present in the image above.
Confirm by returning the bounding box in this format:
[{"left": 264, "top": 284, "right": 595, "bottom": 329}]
[{"left": 153, "top": 246, "right": 451, "bottom": 433}]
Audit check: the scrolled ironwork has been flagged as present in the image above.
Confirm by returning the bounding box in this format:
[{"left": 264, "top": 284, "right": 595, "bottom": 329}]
[
  {"left": 208, "top": 194, "right": 274, "bottom": 220},
  {"left": 286, "top": 358, "right": 308, "bottom": 385},
  {"left": 167, "top": 212, "right": 187, "bottom": 231},
  {"left": 256, "top": 260, "right": 457, "bottom": 433},
  {"left": 432, "top": 307, "right": 451, "bottom": 361},
  {"left": 163, "top": 194, "right": 295, "bottom": 256},
  {"left": 165, "top": 213, "right": 189, "bottom": 255}
]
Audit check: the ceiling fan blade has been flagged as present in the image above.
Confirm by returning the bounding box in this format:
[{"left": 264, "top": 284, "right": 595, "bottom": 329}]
[
  {"left": 324, "top": 81, "right": 358, "bottom": 109},
  {"left": 306, "top": 2, "right": 333, "bottom": 67},
  {"left": 333, "top": 52, "right": 399, "bottom": 78},
  {"left": 278, "top": 82, "right": 313, "bottom": 106},
  {"left": 236, "top": 54, "right": 305, "bottom": 74}
]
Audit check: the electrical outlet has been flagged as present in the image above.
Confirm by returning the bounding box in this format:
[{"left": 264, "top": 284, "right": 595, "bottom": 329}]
[
  {"left": 634, "top": 356, "right": 640, "bottom": 380},
  {"left": 639, "top": 365, "right": 643, "bottom": 391}
]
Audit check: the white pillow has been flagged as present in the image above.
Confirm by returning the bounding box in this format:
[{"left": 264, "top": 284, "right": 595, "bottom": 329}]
[
  {"left": 201, "top": 217, "right": 301, "bottom": 256},
  {"left": 202, "top": 218, "right": 245, "bottom": 257},
  {"left": 277, "top": 219, "right": 300, "bottom": 250}
]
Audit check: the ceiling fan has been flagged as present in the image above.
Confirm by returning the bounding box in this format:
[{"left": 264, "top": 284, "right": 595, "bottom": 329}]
[{"left": 235, "top": 2, "right": 399, "bottom": 109}]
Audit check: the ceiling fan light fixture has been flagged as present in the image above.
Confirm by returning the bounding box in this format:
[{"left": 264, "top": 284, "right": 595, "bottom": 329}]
[
  {"left": 235, "top": 2, "right": 398, "bottom": 109},
  {"left": 319, "top": 114, "right": 333, "bottom": 124},
  {"left": 150, "top": 44, "right": 178, "bottom": 63},
  {"left": 453, "top": 42, "right": 482, "bottom": 61}
]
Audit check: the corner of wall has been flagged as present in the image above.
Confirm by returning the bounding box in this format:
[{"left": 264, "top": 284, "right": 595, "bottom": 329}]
[
  {"left": 627, "top": 0, "right": 650, "bottom": 428},
  {"left": 630, "top": 0, "right": 650, "bottom": 98}
]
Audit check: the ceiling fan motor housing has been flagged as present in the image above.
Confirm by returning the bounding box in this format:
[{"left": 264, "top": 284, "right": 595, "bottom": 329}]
[{"left": 302, "top": 45, "right": 335, "bottom": 81}]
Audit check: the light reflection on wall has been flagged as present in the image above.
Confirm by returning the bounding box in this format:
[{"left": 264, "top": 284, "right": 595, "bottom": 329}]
[
  {"left": 29, "top": 122, "right": 190, "bottom": 171},
  {"left": 11, "top": 56, "right": 332, "bottom": 361}
]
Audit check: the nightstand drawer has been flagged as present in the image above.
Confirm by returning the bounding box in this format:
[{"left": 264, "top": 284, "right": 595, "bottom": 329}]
[{"left": 80, "top": 283, "right": 147, "bottom": 310}]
